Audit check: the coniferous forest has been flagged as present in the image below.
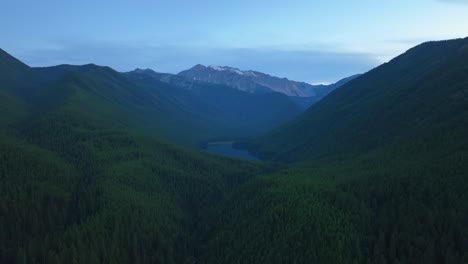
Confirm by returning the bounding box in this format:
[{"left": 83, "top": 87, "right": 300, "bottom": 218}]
[{"left": 1, "top": 35, "right": 468, "bottom": 264}]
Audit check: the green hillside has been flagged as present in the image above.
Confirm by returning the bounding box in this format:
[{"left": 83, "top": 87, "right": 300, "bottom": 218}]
[
  {"left": 29, "top": 64, "right": 263, "bottom": 146},
  {"left": 0, "top": 48, "right": 266, "bottom": 263},
  {"left": 1, "top": 36, "right": 468, "bottom": 264},
  {"left": 208, "top": 38, "right": 468, "bottom": 263},
  {"left": 126, "top": 69, "right": 303, "bottom": 144},
  {"left": 249, "top": 38, "right": 468, "bottom": 162}
]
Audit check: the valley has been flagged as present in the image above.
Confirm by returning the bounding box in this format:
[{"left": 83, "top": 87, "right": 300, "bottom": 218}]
[{"left": 1, "top": 36, "right": 468, "bottom": 264}]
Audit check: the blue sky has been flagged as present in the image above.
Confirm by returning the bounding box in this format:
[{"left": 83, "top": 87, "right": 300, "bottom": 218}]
[{"left": 1, "top": 0, "right": 467, "bottom": 83}]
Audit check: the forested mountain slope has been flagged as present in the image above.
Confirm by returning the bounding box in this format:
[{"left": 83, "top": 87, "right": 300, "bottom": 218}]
[
  {"left": 249, "top": 37, "right": 468, "bottom": 162},
  {"left": 2, "top": 50, "right": 303, "bottom": 148},
  {"left": 2, "top": 36, "right": 468, "bottom": 264},
  {"left": 126, "top": 68, "right": 303, "bottom": 141},
  {"left": 0, "top": 48, "right": 266, "bottom": 263},
  {"left": 203, "top": 38, "right": 468, "bottom": 263}
]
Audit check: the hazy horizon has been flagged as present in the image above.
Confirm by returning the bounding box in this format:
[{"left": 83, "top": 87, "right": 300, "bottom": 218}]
[{"left": 2, "top": 0, "right": 468, "bottom": 83}]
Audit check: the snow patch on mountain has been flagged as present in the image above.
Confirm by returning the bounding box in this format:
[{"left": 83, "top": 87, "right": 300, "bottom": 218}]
[{"left": 208, "top": 66, "right": 257, "bottom": 77}]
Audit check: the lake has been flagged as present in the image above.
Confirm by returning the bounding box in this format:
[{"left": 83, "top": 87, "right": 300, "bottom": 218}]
[{"left": 204, "top": 141, "right": 259, "bottom": 161}]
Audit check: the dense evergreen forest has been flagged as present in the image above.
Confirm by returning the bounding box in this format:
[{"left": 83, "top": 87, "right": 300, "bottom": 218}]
[
  {"left": 1, "top": 37, "right": 468, "bottom": 264},
  {"left": 0, "top": 48, "right": 266, "bottom": 263},
  {"left": 241, "top": 38, "right": 468, "bottom": 263}
]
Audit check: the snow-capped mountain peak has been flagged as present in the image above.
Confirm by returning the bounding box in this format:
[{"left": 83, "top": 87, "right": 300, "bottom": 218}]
[
  {"left": 208, "top": 66, "right": 257, "bottom": 77},
  {"left": 178, "top": 64, "right": 359, "bottom": 97}
]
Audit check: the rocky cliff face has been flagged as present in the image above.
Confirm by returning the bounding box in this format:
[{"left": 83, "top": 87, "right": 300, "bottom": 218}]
[{"left": 178, "top": 64, "right": 326, "bottom": 97}]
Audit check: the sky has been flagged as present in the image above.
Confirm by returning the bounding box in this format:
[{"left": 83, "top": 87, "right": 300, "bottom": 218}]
[{"left": 1, "top": 0, "right": 468, "bottom": 83}]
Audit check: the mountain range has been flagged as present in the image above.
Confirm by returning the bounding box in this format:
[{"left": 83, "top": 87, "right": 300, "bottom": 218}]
[
  {"left": 130, "top": 65, "right": 358, "bottom": 111},
  {"left": 125, "top": 67, "right": 305, "bottom": 143},
  {"left": 178, "top": 64, "right": 358, "bottom": 98},
  {"left": 1, "top": 48, "right": 359, "bottom": 149},
  {"left": 1, "top": 37, "right": 468, "bottom": 264},
  {"left": 1, "top": 51, "right": 322, "bottom": 147}
]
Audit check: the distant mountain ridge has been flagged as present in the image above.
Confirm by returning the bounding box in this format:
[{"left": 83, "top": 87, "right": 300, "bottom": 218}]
[
  {"left": 178, "top": 64, "right": 358, "bottom": 98},
  {"left": 124, "top": 67, "right": 304, "bottom": 143},
  {"left": 131, "top": 68, "right": 197, "bottom": 90},
  {"left": 0, "top": 48, "right": 305, "bottom": 146}
]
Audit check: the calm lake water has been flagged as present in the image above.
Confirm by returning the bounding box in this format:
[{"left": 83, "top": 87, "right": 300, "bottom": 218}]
[{"left": 205, "top": 141, "right": 259, "bottom": 161}]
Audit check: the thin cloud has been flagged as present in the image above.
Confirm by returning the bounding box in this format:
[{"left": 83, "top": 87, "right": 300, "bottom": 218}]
[{"left": 11, "top": 41, "right": 380, "bottom": 84}]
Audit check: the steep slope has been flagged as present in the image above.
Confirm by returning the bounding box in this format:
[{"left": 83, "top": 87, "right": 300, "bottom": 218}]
[
  {"left": 178, "top": 65, "right": 276, "bottom": 94},
  {"left": 200, "top": 38, "right": 468, "bottom": 264},
  {"left": 328, "top": 74, "right": 361, "bottom": 88},
  {"left": 250, "top": 38, "right": 468, "bottom": 162},
  {"left": 0, "top": 49, "right": 31, "bottom": 126},
  {"left": 178, "top": 64, "right": 349, "bottom": 98},
  {"left": 0, "top": 48, "right": 31, "bottom": 83},
  {"left": 3, "top": 58, "right": 303, "bottom": 146},
  {"left": 0, "top": 48, "right": 266, "bottom": 263},
  {"left": 126, "top": 68, "right": 303, "bottom": 142},
  {"left": 29, "top": 64, "right": 219, "bottom": 145},
  {"left": 289, "top": 74, "right": 361, "bottom": 109}
]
